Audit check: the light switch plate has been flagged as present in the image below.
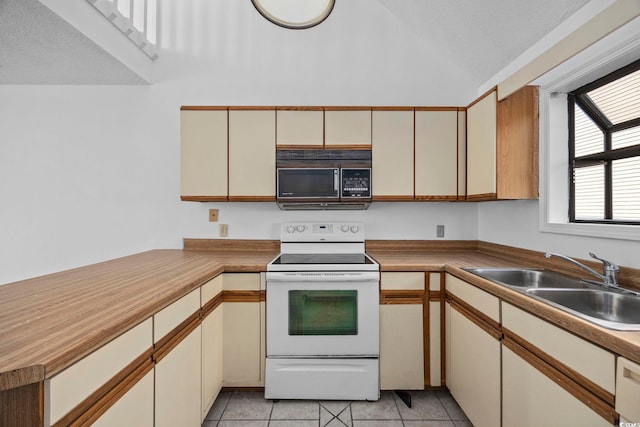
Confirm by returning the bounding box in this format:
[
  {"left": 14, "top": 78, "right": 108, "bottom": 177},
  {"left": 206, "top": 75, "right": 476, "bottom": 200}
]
[
  {"left": 219, "top": 224, "right": 228, "bottom": 237},
  {"left": 209, "top": 209, "right": 218, "bottom": 222}
]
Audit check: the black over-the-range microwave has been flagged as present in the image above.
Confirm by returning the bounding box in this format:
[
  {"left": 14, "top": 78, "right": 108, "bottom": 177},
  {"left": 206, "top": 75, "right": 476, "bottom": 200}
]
[{"left": 275, "top": 150, "right": 372, "bottom": 210}]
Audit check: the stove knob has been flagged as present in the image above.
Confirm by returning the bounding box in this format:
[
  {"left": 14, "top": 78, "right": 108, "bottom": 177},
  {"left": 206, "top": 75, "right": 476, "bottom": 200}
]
[
  {"left": 340, "top": 225, "right": 350, "bottom": 233},
  {"left": 296, "top": 225, "right": 306, "bottom": 232},
  {"left": 286, "top": 225, "right": 295, "bottom": 233},
  {"left": 350, "top": 225, "right": 359, "bottom": 233}
]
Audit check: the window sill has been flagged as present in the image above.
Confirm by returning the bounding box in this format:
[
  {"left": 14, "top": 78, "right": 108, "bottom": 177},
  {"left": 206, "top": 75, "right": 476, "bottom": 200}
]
[{"left": 540, "top": 221, "right": 640, "bottom": 242}]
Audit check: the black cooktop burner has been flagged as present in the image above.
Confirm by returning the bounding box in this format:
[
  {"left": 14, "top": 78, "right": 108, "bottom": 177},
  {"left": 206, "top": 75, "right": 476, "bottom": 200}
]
[{"left": 273, "top": 253, "right": 372, "bottom": 265}]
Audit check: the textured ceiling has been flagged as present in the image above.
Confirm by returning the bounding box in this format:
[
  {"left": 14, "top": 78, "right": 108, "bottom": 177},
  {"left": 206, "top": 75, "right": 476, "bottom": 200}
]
[
  {"left": 377, "top": 0, "right": 591, "bottom": 87},
  {"left": 0, "top": 0, "right": 591, "bottom": 86},
  {"left": 0, "top": 0, "right": 147, "bottom": 85}
]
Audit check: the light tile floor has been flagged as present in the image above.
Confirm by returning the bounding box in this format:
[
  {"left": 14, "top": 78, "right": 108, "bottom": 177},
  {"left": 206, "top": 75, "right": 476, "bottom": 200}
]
[{"left": 202, "top": 390, "right": 472, "bottom": 427}]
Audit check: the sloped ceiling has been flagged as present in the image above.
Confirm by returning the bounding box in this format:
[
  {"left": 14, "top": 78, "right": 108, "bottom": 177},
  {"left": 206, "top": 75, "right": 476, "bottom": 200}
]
[
  {"left": 0, "top": 0, "right": 590, "bottom": 86},
  {"left": 0, "top": 0, "right": 147, "bottom": 84}
]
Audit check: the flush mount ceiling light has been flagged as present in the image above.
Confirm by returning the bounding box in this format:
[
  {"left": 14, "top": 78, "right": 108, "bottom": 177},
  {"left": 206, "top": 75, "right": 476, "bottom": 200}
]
[{"left": 251, "top": 0, "right": 335, "bottom": 29}]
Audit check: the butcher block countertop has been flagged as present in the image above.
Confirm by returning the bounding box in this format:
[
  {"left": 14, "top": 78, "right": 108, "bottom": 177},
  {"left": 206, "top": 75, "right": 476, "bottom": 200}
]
[{"left": 1, "top": 239, "right": 640, "bottom": 392}]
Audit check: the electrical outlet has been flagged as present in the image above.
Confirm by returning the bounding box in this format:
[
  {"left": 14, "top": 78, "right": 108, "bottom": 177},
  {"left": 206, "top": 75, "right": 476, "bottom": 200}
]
[
  {"left": 436, "top": 224, "right": 445, "bottom": 238},
  {"left": 219, "top": 224, "right": 228, "bottom": 237},
  {"left": 209, "top": 209, "right": 218, "bottom": 222}
]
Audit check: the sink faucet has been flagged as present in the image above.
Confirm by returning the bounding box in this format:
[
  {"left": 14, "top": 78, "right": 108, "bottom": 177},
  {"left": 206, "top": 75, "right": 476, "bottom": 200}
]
[{"left": 544, "top": 252, "right": 619, "bottom": 286}]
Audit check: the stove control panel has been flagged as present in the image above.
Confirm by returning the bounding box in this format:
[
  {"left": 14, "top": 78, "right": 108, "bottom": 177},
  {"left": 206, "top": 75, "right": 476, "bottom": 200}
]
[{"left": 280, "top": 222, "right": 365, "bottom": 242}]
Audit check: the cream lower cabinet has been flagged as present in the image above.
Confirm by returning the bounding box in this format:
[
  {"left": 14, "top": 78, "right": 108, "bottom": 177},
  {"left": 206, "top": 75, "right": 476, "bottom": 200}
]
[
  {"left": 47, "top": 318, "right": 154, "bottom": 426},
  {"left": 502, "top": 347, "right": 611, "bottom": 427},
  {"left": 427, "top": 272, "right": 442, "bottom": 386},
  {"left": 501, "top": 302, "right": 615, "bottom": 426},
  {"left": 155, "top": 326, "right": 202, "bottom": 427},
  {"left": 379, "top": 272, "right": 424, "bottom": 390},
  {"left": 92, "top": 370, "right": 154, "bottom": 427},
  {"left": 201, "top": 276, "right": 223, "bottom": 420},
  {"left": 222, "top": 273, "right": 265, "bottom": 387},
  {"left": 154, "top": 289, "right": 202, "bottom": 427},
  {"left": 445, "top": 274, "right": 500, "bottom": 427}
]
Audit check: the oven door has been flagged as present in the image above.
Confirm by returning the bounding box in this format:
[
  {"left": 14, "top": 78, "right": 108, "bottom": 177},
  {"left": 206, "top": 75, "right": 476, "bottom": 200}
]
[{"left": 266, "top": 271, "right": 379, "bottom": 357}]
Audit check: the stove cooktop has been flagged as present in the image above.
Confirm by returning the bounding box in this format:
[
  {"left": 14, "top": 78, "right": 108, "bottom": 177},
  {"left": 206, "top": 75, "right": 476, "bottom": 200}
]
[{"left": 272, "top": 253, "right": 373, "bottom": 265}]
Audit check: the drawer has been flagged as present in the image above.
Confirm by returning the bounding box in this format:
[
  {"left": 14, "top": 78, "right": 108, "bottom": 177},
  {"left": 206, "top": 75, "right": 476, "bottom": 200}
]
[
  {"left": 154, "top": 288, "right": 200, "bottom": 343},
  {"left": 381, "top": 272, "right": 424, "bottom": 290},
  {"left": 222, "top": 273, "right": 261, "bottom": 291},
  {"left": 446, "top": 274, "right": 499, "bottom": 322},
  {"left": 47, "top": 318, "right": 153, "bottom": 424},
  {"left": 201, "top": 275, "right": 223, "bottom": 306},
  {"left": 502, "top": 302, "right": 615, "bottom": 393}
]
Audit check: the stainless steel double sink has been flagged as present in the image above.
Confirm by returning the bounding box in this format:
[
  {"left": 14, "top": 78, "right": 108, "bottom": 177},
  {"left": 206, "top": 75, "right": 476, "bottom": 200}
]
[{"left": 463, "top": 268, "right": 640, "bottom": 331}]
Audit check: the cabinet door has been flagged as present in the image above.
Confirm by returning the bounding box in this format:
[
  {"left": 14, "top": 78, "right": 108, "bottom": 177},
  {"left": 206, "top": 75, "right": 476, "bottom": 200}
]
[
  {"left": 415, "top": 110, "right": 458, "bottom": 199},
  {"left": 228, "top": 109, "right": 276, "bottom": 199},
  {"left": 180, "top": 109, "right": 228, "bottom": 201},
  {"left": 92, "top": 370, "right": 154, "bottom": 427},
  {"left": 155, "top": 325, "right": 202, "bottom": 427},
  {"left": 276, "top": 109, "right": 323, "bottom": 148},
  {"left": 372, "top": 110, "right": 414, "bottom": 199},
  {"left": 379, "top": 272, "right": 424, "bottom": 389},
  {"left": 503, "top": 346, "right": 611, "bottom": 427},
  {"left": 446, "top": 304, "right": 500, "bottom": 427},
  {"left": 466, "top": 90, "right": 497, "bottom": 198},
  {"left": 201, "top": 276, "right": 223, "bottom": 419},
  {"left": 325, "top": 109, "right": 372, "bottom": 147},
  {"left": 428, "top": 272, "right": 442, "bottom": 386},
  {"left": 222, "top": 273, "right": 263, "bottom": 386},
  {"left": 380, "top": 304, "right": 424, "bottom": 389}
]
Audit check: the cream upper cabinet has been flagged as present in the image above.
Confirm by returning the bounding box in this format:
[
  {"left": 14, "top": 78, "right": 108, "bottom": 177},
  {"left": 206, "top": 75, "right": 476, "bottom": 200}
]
[
  {"left": 445, "top": 274, "right": 501, "bottom": 427},
  {"left": 379, "top": 272, "right": 424, "bottom": 390},
  {"left": 372, "top": 110, "right": 414, "bottom": 199},
  {"left": 415, "top": 109, "right": 458, "bottom": 199},
  {"left": 276, "top": 109, "right": 324, "bottom": 148},
  {"left": 228, "top": 109, "right": 276, "bottom": 199},
  {"left": 466, "top": 90, "right": 497, "bottom": 198},
  {"left": 180, "top": 109, "right": 228, "bottom": 201},
  {"left": 466, "top": 86, "right": 539, "bottom": 200},
  {"left": 325, "top": 109, "right": 372, "bottom": 147}
]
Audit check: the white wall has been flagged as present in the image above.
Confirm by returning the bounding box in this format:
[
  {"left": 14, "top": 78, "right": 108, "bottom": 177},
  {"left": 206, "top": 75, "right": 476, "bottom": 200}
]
[{"left": 0, "top": 0, "right": 479, "bottom": 285}]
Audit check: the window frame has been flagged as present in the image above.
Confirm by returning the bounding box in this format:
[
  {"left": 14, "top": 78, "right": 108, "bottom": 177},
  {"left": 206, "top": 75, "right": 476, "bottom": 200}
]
[{"left": 568, "top": 58, "right": 640, "bottom": 225}]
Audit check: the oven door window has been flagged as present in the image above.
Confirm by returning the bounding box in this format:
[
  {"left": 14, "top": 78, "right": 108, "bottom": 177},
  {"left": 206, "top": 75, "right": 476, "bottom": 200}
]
[{"left": 288, "top": 290, "right": 357, "bottom": 335}]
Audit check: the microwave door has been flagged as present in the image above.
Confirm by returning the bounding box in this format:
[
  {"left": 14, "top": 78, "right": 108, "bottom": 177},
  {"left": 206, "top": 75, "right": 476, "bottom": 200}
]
[{"left": 277, "top": 168, "right": 340, "bottom": 199}]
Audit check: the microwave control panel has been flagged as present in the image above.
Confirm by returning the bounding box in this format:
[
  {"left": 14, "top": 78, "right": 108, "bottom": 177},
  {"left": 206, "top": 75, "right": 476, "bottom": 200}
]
[{"left": 341, "top": 168, "right": 371, "bottom": 198}]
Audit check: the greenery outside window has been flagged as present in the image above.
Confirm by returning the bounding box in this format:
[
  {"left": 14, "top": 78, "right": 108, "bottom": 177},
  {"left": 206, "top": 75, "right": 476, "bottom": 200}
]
[{"left": 568, "top": 59, "right": 640, "bottom": 224}]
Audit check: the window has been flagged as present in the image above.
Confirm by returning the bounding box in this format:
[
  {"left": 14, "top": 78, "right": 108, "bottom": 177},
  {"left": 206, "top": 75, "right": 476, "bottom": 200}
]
[{"left": 568, "top": 59, "right": 640, "bottom": 224}]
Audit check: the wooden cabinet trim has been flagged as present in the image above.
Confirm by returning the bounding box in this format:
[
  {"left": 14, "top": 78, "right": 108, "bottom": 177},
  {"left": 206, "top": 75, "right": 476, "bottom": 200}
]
[
  {"left": 52, "top": 348, "right": 154, "bottom": 427},
  {"left": 0, "top": 382, "right": 43, "bottom": 427},
  {"left": 503, "top": 331, "right": 617, "bottom": 425},
  {"left": 180, "top": 106, "right": 228, "bottom": 111},
  {"left": 153, "top": 313, "right": 200, "bottom": 364},
  {"left": 180, "top": 196, "right": 228, "bottom": 202},
  {"left": 414, "top": 195, "right": 458, "bottom": 201},
  {"left": 202, "top": 294, "right": 223, "bottom": 320},
  {"left": 276, "top": 144, "right": 324, "bottom": 150},
  {"left": 379, "top": 290, "right": 424, "bottom": 304},
  {"left": 445, "top": 292, "right": 502, "bottom": 340},
  {"left": 222, "top": 290, "right": 263, "bottom": 303},
  {"left": 465, "top": 193, "right": 497, "bottom": 202},
  {"left": 466, "top": 87, "right": 498, "bottom": 109},
  {"left": 228, "top": 196, "right": 276, "bottom": 202}
]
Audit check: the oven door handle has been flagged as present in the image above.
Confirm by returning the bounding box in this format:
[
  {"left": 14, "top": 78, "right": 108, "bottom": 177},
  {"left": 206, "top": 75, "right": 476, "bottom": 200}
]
[{"left": 266, "top": 271, "right": 379, "bottom": 282}]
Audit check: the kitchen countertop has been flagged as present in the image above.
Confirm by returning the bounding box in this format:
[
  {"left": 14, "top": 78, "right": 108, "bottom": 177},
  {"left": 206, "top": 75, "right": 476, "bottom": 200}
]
[{"left": 1, "top": 239, "right": 639, "bottom": 392}]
